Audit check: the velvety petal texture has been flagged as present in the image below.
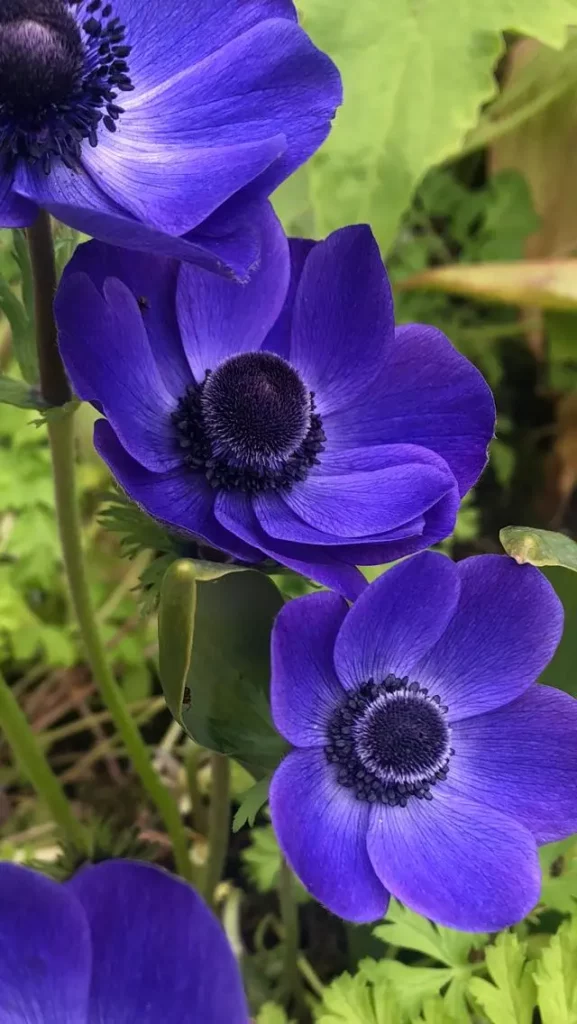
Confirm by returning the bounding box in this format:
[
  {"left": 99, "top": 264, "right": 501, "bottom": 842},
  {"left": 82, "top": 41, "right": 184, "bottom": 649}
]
[
  {"left": 269, "top": 552, "right": 577, "bottom": 930},
  {"left": 57, "top": 226, "right": 494, "bottom": 597},
  {"left": 0, "top": 860, "right": 248, "bottom": 1022},
  {"left": 2, "top": 0, "right": 341, "bottom": 276}
]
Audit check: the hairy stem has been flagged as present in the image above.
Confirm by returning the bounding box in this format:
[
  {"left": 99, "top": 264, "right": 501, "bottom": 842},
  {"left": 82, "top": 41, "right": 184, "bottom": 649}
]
[
  {"left": 28, "top": 211, "right": 192, "bottom": 881},
  {"left": 204, "top": 753, "right": 231, "bottom": 904},
  {"left": 0, "top": 669, "right": 85, "bottom": 850},
  {"left": 278, "top": 858, "right": 305, "bottom": 1012}
]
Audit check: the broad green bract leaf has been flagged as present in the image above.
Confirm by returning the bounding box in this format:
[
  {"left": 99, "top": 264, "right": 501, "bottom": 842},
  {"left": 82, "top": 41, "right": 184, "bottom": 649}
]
[
  {"left": 158, "top": 559, "right": 198, "bottom": 724},
  {"left": 299, "top": 0, "right": 577, "bottom": 252},
  {"left": 500, "top": 526, "right": 577, "bottom": 571},
  {"left": 180, "top": 571, "right": 287, "bottom": 779}
]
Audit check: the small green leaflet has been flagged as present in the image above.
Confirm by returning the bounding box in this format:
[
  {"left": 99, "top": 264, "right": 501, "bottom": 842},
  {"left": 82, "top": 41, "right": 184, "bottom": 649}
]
[
  {"left": 500, "top": 525, "right": 577, "bottom": 572},
  {"left": 232, "top": 777, "right": 270, "bottom": 832}
]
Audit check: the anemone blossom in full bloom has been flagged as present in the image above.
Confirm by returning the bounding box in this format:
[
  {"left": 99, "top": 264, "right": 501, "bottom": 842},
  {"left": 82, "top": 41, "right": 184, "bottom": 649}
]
[
  {"left": 55, "top": 222, "right": 495, "bottom": 599},
  {"left": 269, "top": 552, "right": 577, "bottom": 931},
  {"left": 0, "top": 858, "right": 248, "bottom": 1021},
  {"left": 0, "top": 0, "right": 341, "bottom": 277}
]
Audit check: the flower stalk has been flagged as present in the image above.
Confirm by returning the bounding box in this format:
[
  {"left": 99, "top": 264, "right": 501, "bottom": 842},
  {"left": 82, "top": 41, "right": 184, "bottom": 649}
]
[
  {"left": 203, "top": 752, "right": 231, "bottom": 905},
  {"left": 0, "top": 668, "right": 85, "bottom": 851},
  {"left": 27, "top": 211, "right": 192, "bottom": 881},
  {"left": 278, "top": 857, "right": 304, "bottom": 1012}
]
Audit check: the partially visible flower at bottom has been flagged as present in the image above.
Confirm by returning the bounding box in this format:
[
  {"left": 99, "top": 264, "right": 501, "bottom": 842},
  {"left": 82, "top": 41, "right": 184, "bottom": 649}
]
[
  {"left": 269, "top": 552, "right": 577, "bottom": 931},
  {"left": 0, "top": 859, "right": 248, "bottom": 1022}
]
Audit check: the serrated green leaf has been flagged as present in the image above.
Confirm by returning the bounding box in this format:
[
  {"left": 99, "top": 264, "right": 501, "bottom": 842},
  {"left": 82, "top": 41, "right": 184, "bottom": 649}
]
[
  {"left": 0, "top": 376, "right": 45, "bottom": 410},
  {"left": 361, "top": 959, "right": 455, "bottom": 1019},
  {"left": 300, "top": 0, "right": 577, "bottom": 252},
  {"left": 316, "top": 970, "right": 401, "bottom": 1024},
  {"left": 500, "top": 526, "right": 577, "bottom": 571},
  {"left": 232, "top": 776, "right": 270, "bottom": 831},
  {"left": 468, "top": 933, "right": 535, "bottom": 1024},
  {"left": 374, "top": 900, "right": 486, "bottom": 967}
]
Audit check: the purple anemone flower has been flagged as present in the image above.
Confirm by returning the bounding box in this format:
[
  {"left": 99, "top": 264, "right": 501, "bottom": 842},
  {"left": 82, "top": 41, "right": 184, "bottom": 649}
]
[
  {"left": 55, "top": 222, "right": 494, "bottom": 599},
  {"left": 269, "top": 552, "right": 577, "bottom": 931},
  {"left": 0, "top": 0, "right": 340, "bottom": 278},
  {"left": 0, "top": 858, "right": 248, "bottom": 1021}
]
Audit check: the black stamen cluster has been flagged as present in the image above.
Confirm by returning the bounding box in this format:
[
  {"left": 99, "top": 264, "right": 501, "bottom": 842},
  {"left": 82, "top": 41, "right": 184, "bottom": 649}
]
[
  {"left": 172, "top": 359, "right": 326, "bottom": 494},
  {"left": 0, "top": 0, "right": 133, "bottom": 172},
  {"left": 325, "top": 675, "right": 453, "bottom": 807}
]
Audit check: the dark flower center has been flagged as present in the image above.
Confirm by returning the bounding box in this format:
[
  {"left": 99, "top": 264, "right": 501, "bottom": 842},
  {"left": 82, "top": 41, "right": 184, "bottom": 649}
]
[
  {"left": 326, "top": 675, "right": 453, "bottom": 806},
  {"left": 0, "top": 0, "right": 133, "bottom": 172},
  {"left": 172, "top": 352, "right": 326, "bottom": 494}
]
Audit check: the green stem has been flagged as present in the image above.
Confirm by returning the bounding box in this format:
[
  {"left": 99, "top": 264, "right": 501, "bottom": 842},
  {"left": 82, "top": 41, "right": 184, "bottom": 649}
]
[
  {"left": 203, "top": 753, "right": 231, "bottom": 904},
  {"left": 278, "top": 857, "right": 304, "bottom": 1010},
  {"left": 0, "top": 669, "right": 85, "bottom": 849},
  {"left": 27, "top": 211, "right": 192, "bottom": 881}
]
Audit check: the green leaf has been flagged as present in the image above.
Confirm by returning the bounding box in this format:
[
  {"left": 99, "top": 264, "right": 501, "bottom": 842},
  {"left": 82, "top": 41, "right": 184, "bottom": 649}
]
[
  {"left": 0, "top": 376, "right": 45, "bottom": 410},
  {"left": 316, "top": 970, "right": 401, "bottom": 1024},
  {"left": 232, "top": 776, "right": 270, "bottom": 831},
  {"left": 468, "top": 933, "right": 535, "bottom": 1024},
  {"left": 500, "top": 526, "right": 577, "bottom": 571},
  {"left": 300, "top": 0, "right": 577, "bottom": 252},
  {"left": 414, "top": 996, "right": 458, "bottom": 1024},
  {"left": 374, "top": 900, "right": 487, "bottom": 967},
  {"left": 180, "top": 571, "right": 287, "bottom": 778},
  {"left": 361, "top": 959, "right": 455, "bottom": 1019},
  {"left": 0, "top": 275, "right": 36, "bottom": 385}
]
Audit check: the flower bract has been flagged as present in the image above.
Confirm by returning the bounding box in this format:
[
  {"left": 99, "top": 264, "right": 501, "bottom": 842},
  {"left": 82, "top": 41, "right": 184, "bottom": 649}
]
[
  {"left": 0, "top": 858, "right": 248, "bottom": 1021},
  {"left": 56, "top": 221, "right": 495, "bottom": 598},
  {"left": 269, "top": 552, "right": 577, "bottom": 931},
  {"left": 0, "top": 0, "right": 341, "bottom": 278}
]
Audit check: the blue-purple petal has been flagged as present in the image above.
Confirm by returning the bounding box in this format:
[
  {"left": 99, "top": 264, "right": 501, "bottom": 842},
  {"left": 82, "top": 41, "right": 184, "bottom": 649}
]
[
  {"left": 270, "top": 748, "right": 388, "bottom": 923},
  {"left": 414, "top": 557, "right": 564, "bottom": 721},
  {"left": 333, "top": 552, "right": 461, "bottom": 691},
  {"left": 177, "top": 204, "right": 289, "bottom": 380},
  {"left": 451, "top": 685, "right": 577, "bottom": 844},
  {"left": 367, "top": 785, "right": 540, "bottom": 931},
  {"left": 271, "top": 591, "right": 348, "bottom": 747},
  {"left": 55, "top": 273, "right": 181, "bottom": 472},
  {"left": 68, "top": 860, "right": 248, "bottom": 1023},
  {"left": 289, "top": 226, "right": 394, "bottom": 415},
  {"left": 214, "top": 489, "right": 368, "bottom": 598},
  {"left": 94, "top": 419, "right": 261, "bottom": 562},
  {"left": 324, "top": 323, "right": 495, "bottom": 496},
  {"left": 0, "top": 863, "right": 91, "bottom": 1023}
]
